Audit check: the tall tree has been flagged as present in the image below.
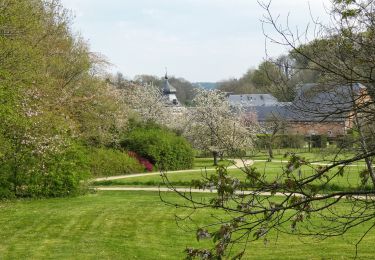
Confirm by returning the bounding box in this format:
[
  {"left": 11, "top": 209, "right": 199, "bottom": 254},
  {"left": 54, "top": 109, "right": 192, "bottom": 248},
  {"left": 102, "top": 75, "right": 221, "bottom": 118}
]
[{"left": 183, "top": 89, "right": 256, "bottom": 165}]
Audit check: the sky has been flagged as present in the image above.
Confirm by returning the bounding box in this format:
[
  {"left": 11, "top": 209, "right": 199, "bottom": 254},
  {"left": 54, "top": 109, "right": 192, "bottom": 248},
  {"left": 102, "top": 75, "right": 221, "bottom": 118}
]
[{"left": 60, "top": 0, "right": 330, "bottom": 82}]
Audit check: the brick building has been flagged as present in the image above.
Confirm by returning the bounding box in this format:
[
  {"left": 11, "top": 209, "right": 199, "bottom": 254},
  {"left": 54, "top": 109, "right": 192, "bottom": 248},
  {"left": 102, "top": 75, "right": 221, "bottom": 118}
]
[{"left": 229, "top": 83, "right": 368, "bottom": 137}]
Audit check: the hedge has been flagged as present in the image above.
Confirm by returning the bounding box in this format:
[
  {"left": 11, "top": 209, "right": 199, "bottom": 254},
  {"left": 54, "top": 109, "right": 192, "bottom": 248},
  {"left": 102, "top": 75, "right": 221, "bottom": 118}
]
[
  {"left": 121, "top": 126, "right": 194, "bottom": 171},
  {"left": 86, "top": 148, "right": 145, "bottom": 177}
]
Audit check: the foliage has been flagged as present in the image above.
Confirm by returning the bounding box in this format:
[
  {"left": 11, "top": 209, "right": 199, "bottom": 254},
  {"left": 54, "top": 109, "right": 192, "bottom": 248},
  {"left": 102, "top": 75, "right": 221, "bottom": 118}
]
[
  {"left": 0, "top": 0, "right": 129, "bottom": 198},
  {"left": 121, "top": 82, "right": 169, "bottom": 125},
  {"left": 86, "top": 148, "right": 145, "bottom": 177},
  {"left": 218, "top": 59, "right": 296, "bottom": 101},
  {"left": 109, "top": 73, "right": 197, "bottom": 105},
  {"left": 183, "top": 89, "right": 257, "bottom": 165},
  {"left": 121, "top": 125, "right": 194, "bottom": 171},
  {"left": 310, "top": 135, "right": 328, "bottom": 148},
  {"left": 256, "top": 134, "right": 305, "bottom": 149},
  {"left": 128, "top": 151, "right": 154, "bottom": 172},
  {"left": 133, "top": 74, "right": 197, "bottom": 105},
  {"left": 0, "top": 142, "right": 90, "bottom": 198}
]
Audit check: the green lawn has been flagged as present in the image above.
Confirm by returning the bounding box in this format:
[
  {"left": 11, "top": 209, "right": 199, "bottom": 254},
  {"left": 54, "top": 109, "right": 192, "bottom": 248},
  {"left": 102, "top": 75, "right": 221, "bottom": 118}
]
[
  {"left": 0, "top": 191, "right": 374, "bottom": 259},
  {"left": 250, "top": 148, "right": 362, "bottom": 163},
  {"left": 193, "top": 158, "right": 233, "bottom": 169},
  {"left": 94, "top": 161, "right": 368, "bottom": 192}
]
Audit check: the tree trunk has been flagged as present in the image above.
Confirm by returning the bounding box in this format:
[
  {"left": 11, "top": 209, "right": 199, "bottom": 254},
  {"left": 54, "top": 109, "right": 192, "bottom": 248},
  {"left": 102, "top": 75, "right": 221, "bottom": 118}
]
[
  {"left": 213, "top": 151, "right": 218, "bottom": 166},
  {"left": 351, "top": 94, "right": 375, "bottom": 187},
  {"left": 220, "top": 152, "right": 224, "bottom": 161},
  {"left": 267, "top": 142, "right": 273, "bottom": 161}
]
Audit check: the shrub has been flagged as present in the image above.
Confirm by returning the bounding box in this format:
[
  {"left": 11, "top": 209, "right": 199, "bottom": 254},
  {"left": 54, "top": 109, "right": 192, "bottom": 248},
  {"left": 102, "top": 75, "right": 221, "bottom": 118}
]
[
  {"left": 276, "top": 135, "right": 305, "bottom": 148},
  {"left": 0, "top": 143, "right": 90, "bottom": 198},
  {"left": 308, "top": 135, "right": 328, "bottom": 148},
  {"left": 87, "top": 148, "right": 145, "bottom": 177},
  {"left": 336, "top": 135, "right": 354, "bottom": 149},
  {"left": 121, "top": 126, "right": 194, "bottom": 171},
  {"left": 128, "top": 151, "right": 154, "bottom": 172},
  {"left": 28, "top": 144, "right": 91, "bottom": 197}
]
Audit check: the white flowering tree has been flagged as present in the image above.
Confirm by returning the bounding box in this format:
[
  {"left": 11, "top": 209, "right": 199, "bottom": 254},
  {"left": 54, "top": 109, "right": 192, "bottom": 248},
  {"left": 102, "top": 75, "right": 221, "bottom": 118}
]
[
  {"left": 184, "top": 89, "right": 257, "bottom": 165},
  {"left": 123, "top": 82, "right": 169, "bottom": 125}
]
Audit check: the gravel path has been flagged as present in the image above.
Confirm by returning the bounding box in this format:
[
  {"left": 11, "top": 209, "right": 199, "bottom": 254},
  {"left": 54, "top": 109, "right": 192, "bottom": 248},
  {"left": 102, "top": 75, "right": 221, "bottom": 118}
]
[
  {"left": 93, "top": 159, "right": 364, "bottom": 182},
  {"left": 93, "top": 159, "right": 253, "bottom": 182}
]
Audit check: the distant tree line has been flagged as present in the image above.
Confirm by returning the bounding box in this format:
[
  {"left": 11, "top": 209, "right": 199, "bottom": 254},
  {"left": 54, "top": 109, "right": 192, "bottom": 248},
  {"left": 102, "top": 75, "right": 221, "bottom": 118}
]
[
  {"left": 218, "top": 52, "right": 322, "bottom": 102},
  {"left": 109, "top": 72, "right": 197, "bottom": 105}
]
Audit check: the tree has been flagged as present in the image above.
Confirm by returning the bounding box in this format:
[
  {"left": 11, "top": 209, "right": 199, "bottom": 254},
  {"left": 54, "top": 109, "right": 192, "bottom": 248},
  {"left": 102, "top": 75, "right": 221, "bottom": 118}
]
[
  {"left": 0, "top": 0, "right": 129, "bottom": 197},
  {"left": 218, "top": 72, "right": 259, "bottom": 95},
  {"left": 261, "top": 113, "right": 287, "bottom": 160},
  {"left": 252, "top": 60, "right": 295, "bottom": 101},
  {"left": 122, "top": 82, "right": 169, "bottom": 125},
  {"left": 164, "top": 1, "right": 375, "bottom": 258},
  {"left": 218, "top": 61, "right": 296, "bottom": 101},
  {"left": 183, "top": 89, "right": 256, "bottom": 166}
]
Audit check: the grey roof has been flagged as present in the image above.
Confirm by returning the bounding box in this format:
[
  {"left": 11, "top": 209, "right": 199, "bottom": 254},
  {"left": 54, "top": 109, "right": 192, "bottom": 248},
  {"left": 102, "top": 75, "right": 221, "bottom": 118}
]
[
  {"left": 291, "top": 83, "right": 366, "bottom": 122},
  {"left": 247, "top": 83, "right": 367, "bottom": 123},
  {"left": 228, "top": 94, "right": 278, "bottom": 107},
  {"left": 245, "top": 104, "right": 293, "bottom": 122},
  {"left": 163, "top": 75, "right": 176, "bottom": 94}
]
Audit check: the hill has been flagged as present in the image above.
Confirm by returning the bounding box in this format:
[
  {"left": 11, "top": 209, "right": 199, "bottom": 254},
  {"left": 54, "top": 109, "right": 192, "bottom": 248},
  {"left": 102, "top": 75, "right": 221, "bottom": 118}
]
[{"left": 193, "top": 82, "right": 218, "bottom": 90}]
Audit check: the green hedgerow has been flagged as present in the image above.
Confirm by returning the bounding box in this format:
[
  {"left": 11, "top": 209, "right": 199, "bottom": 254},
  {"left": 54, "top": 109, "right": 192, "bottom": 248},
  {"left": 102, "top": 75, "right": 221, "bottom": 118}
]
[
  {"left": 121, "top": 125, "right": 194, "bottom": 171},
  {"left": 86, "top": 147, "right": 145, "bottom": 177}
]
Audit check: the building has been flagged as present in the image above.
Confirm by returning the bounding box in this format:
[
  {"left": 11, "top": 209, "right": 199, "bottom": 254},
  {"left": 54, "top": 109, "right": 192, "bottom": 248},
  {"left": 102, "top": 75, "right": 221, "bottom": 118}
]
[
  {"left": 228, "top": 94, "right": 278, "bottom": 107},
  {"left": 229, "top": 83, "right": 369, "bottom": 137},
  {"left": 162, "top": 73, "right": 180, "bottom": 106}
]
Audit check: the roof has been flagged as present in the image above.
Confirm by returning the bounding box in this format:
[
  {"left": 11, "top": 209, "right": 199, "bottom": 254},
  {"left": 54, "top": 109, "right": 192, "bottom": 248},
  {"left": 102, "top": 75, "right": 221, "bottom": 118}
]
[
  {"left": 291, "top": 83, "right": 366, "bottom": 122},
  {"left": 243, "top": 83, "right": 367, "bottom": 123},
  {"left": 245, "top": 104, "right": 293, "bottom": 122},
  {"left": 163, "top": 75, "right": 176, "bottom": 94},
  {"left": 228, "top": 94, "right": 278, "bottom": 107}
]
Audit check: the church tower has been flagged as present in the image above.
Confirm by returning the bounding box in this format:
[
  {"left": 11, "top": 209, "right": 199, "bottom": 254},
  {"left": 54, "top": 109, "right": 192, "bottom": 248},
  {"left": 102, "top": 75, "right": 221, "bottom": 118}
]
[{"left": 162, "top": 72, "right": 179, "bottom": 106}]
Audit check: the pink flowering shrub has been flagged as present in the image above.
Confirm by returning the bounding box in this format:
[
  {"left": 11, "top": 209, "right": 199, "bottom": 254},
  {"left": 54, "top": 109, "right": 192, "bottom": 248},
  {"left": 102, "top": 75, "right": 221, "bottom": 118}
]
[{"left": 128, "top": 151, "right": 154, "bottom": 172}]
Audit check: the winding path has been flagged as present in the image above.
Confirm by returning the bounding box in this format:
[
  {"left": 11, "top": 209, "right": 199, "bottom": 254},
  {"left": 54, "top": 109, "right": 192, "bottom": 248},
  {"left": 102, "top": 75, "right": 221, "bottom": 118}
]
[
  {"left": 93, "top": 158, "right": 364, "bottom": 182},
  {"left": 93, "top": 159, "right": 253, "bottom": 182}
]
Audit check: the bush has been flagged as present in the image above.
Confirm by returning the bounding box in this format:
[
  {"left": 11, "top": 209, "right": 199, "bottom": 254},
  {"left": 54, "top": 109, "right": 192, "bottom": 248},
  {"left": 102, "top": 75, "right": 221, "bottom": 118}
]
[
  {"left": 128, "top": 151, "right": 154, "bottom": 172},
  {"left": 28, "top": 144, "right": 91, "bottom": 197},
  {"left": 336, "top": 135, "right": 354, "bottom": 149},
  {"left": 308, "top": 135, "right": 328, "bottom": 148},
  {"left": 0, "top": 143, "right": 90, "bottom": 198},
  {"left": 87, "top": 148, "right": 145, "bottom": 177},
  {"left": 121, "top": 126, "right": 194, "bottom": 171},
  {"left": 275, "top": 135, "right": 305, "bottom": 149}
]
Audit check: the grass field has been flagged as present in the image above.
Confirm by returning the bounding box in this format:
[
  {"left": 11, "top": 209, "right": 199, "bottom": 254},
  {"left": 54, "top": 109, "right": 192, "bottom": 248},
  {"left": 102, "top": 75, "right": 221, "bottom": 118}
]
[
  {"left": 250, "top": 148, "right": 359, "bottom": 162},
  {"left": 193, "top": 158, "right": 233, "bottom": 169},
  {"left": 1, "top": 191, "right": 375, "bottom": 259},
  {"left": 94, "top": 161, "right": 368, "bottom": 192}
]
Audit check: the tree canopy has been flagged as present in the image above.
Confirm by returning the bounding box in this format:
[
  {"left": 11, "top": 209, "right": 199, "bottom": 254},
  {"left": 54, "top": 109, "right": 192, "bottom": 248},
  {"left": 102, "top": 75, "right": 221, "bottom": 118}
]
[{"left": 0, "top": 0, "right": 129, "bottom": 197}]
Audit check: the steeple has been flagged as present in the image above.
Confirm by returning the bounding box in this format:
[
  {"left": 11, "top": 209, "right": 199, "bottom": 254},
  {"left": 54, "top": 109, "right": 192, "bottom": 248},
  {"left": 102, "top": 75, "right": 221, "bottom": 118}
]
[
  {"left": 162, "top": 70, "right": 179, "bottom": 106},
  {"left": 163, "top": 70, "right": 176, "bottom": 94}
]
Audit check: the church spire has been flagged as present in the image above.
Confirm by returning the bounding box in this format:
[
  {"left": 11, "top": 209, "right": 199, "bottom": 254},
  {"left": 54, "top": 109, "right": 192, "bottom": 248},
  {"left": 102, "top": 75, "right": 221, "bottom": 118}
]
[{"left": 165, "top": 67, "right": 168, "bottom": 79}]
